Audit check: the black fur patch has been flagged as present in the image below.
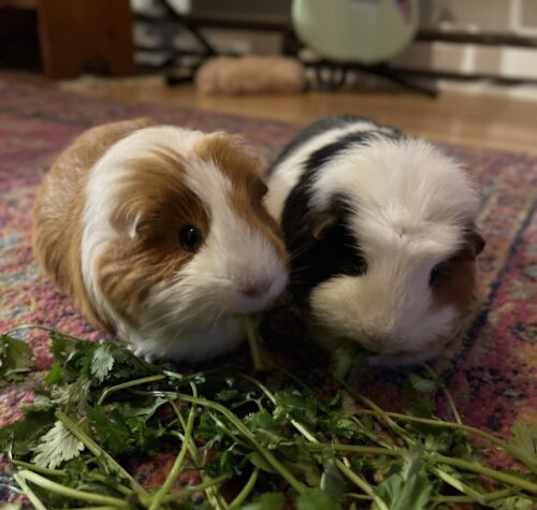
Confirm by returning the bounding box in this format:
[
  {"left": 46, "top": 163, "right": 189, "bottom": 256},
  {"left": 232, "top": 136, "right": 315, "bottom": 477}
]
[
  {"left": 304, "top": 130, "right": 377, "bottom": 172},
  {"left": 285, "top": 197, "right": 368, "bottom": 302},
  {"left": 275, "top": 116, "right": 403, "bottom": 303},
  {"left": 268, "top": 115, "right": 381, "bottom": 176}
]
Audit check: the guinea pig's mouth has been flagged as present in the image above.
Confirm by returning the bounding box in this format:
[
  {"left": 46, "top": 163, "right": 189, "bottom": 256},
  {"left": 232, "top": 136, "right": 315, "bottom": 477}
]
[
  {"left": 222, "top": 291, "right": 276, "bottom": 316},
  {"left": 226, "top": 273, "right": 288, "bottom": 315}
]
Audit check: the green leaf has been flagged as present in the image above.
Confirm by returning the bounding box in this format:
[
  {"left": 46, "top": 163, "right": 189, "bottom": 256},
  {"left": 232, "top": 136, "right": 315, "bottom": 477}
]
[
  {"left": 240, "top": 492, "right": 285, "bottom": 510},
  {"left": 490, "top": 495, "right": 536, "bottom": 510},
  {"left": 91, "top": 344, "right": 115, "bottom": 383},
  {"left": 408, "top": 374, "right": 438, "bottom": 394},
  {"left": 375, "top": 448, "right": 432, "bottom": 510},
  {"left": 22, "top": 394, "right": 53, "bottom": 413},
  {"left": 286, "top": 458, "right": 322, "bottom": 488},
  {"left": 50, "top": 377, "right": 92, "bottom": 416},
  {"left": 323, "top": 415, "right": 357, "bottom": 440},
  {"left": 87, "top": 406, "right": 131, "bottom": 455},
  {"left": 296, "top": 488, "right": 342, "bottom": 510},
  {"left": 0, "top": 335, "right": 34, "bottom": 385},
  {"left": 274, "top": 390, "right": 318, "bottom": 426},
  {"left": 49, "top": 331, "right": 78, "bottom": 363},
  {"left": 0, "top": 409, "right": 55, "bottom": 456},
  {"left": 507, "top": 421, "right": 537, "bottom": 473},
  {"left": 320, "top": 460, "right": 348, "bottom": 501},
  {"left": 32, "top": 420, "right": 85, "bottom": 469},
  {"left": 45, "top": 360, "right": 64, "bottom": 385},
  {"left": 402, "top": 374, "right": 437, "bottom": 418},
  {"left": 121, "top": 396, "right": 168, "bottom": 419},
  {"left": 248, "top": 451, "right": 277, "bottom": 473},
  {"left": 215, "top": 388, "right": 240, "bottom": 402},
  {"left": 375, "top": 472, "right": 432, "bottom": 510},
  {"left": 246, "top": 409, "right": 289, "bottom": 449},
  {"left": 246, "top": 409, "right": 279, "bottom": 432},
  {"left": 330, "top": 343, "right": 368, "bottom": 380},
  {"left": 1, "top": 503, "right": 22, "bottom": 510}
]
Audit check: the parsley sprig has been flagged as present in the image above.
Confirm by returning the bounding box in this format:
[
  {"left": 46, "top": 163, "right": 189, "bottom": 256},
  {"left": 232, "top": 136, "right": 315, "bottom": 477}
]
[{"left": 0, "top": 326, "right": 536, "bottom": 509}]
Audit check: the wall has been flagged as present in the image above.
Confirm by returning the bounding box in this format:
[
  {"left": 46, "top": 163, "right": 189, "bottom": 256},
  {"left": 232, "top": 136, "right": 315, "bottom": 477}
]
[{"left": 395, "top": 0, "right": 537, "bottom": 80}]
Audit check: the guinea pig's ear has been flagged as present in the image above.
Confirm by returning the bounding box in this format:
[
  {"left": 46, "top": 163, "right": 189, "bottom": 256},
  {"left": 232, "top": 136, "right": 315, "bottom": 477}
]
[
  {"left": 462, "top": 227, "right": 486, "bottom": 258},
  {"left": 311, "top": 210, "right": 338, "bottom": 240},
  {"left": 195, "top": 132, "right": 267, "bottom": 177}
]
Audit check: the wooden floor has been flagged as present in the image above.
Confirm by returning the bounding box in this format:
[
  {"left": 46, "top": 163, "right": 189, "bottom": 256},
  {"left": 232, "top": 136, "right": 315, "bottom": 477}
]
[{"left": 60, "top": 75, "right": 537, "bottom": 156}]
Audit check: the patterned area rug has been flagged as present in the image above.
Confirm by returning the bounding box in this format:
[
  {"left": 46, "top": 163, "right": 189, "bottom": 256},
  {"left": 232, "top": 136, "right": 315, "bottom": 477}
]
[{"left": 0, "top": 76, "right": 536, "bottom": 498}]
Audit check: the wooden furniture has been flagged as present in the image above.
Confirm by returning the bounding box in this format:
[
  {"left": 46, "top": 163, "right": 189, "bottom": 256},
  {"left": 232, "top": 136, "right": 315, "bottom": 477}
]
[{"left": 0, "top": 0, "right": 134, "bottom": 78}]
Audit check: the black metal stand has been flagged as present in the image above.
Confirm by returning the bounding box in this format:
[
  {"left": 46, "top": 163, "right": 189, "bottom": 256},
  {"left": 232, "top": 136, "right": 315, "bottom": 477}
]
[
  {"left": 135, "top": 0, "right": 222, "bottom": 85},
  {"left": 305, "top": 60, "right": 438, "bottom": 97},
  {"left": 135, "top": 0, "right": 438, "bottom": 97}
]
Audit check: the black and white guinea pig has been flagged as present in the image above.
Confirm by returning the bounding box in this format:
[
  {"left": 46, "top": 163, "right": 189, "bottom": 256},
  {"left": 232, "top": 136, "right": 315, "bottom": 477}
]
[
  {"left": 33, "top": 119, "right": 288, "bottom": 362},
  {"left": 264, "top": 115, "right": 485, "bottom": 366}
]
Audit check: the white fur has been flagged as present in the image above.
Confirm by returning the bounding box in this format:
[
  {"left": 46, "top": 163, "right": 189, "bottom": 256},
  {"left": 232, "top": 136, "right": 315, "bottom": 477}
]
[
  {"left": 82, "top": 126, "right": 287, "bottom": 362},
  {"left": 264, "top": 119, "right": 378, "bottom": 221},
  {"left": 268, "top": 125, "right": 480, "bottom": 364}
]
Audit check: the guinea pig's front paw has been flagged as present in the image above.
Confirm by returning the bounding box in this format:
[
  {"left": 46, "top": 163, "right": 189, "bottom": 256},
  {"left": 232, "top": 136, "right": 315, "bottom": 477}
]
[{"left": 128, "top": 343, "right": 158, "bottom": 364}]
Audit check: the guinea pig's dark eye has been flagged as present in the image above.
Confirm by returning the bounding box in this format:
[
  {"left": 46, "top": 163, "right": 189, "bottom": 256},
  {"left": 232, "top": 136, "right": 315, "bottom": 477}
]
[
  {"left": 429, "top": 261, "right": 451, "bottom": 287},
  {"left": 178, "top": 225, "right": 203, "bottom": 252},
  {"left": 251, "top": 178, "right": 268, "bottom": 200}
]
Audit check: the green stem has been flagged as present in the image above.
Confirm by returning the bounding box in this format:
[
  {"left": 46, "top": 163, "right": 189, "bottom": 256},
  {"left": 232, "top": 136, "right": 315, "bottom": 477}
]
[
  {"left": 357, "top": 409, "right": 535, "bottom": 478},
  {"left": 14, "top": 473, "right": 48, "bottom": 510},
  {"left": 351, "top": 417, "right": 395, "bottom": 449},
  {"left": 149, "top": 399, "right": 196, "bottom": 510},
  {"left": 240, "top": 374, "right": 276, "bottom": 405},
  {"left": 169, "top": 391, "right": 307, "bottom": 494},
  {"left": 352, "top": 409, "right": 507, "bottom": 449},
  {"left": 243, "top": 316, "right": 265, "bottom": 372},
  {"left": 56, "top": 410, "right": 146, "bottom": 496},
  {"left": 97, "top": 374, "right": 166, "bottom": 405},
  {"left": 3, "top": 324, "right": 82, "bottom": 341},
  {"left": 335, "top": 376, "right": 414, "bottom": 446},
  {"left": 60, "top": 507, "right": 118, "bottom": 510},
  {"left": 13, "top": 460, "right": 132, "bottom": 497},
  {"left": 170, "top": 389, "right": 228, "bottom": 510},
  {"left": 432, "top": 467, "right": 484, "bottom": 503},
  {"left": 164, "top": 366, "right": 230, "bottom": 383},
  {"left": 241, "top": 374, "right": 318, "bottom": 443},
  {"left": 89, "top": 474, "right": 133, "bottom": 497},
  {"left": 431, "top": 488, "right": 515, "bottom": 504},
  {"left": 16, "top": 470, "right": 128, "bottom": 507},
  {"left": 229, "top": 468, "right": 259, "bottom": 508},
  {"left": 307, "top": 443, "right": 400, "bottom": 457},
  {"left": 423, "top": 364, "right": 462, "bottom": 425},
  {"left": 311, "top": 442, "right": 537, "bottom": 495},
  {"left": 346, "top": 493, "right": 373, "bottom": 501},
  {"left": 13, "top": 460, "right": 65, "bottom": 477},
  {"left": 140, "top": 475, "right": 231, "bottom": 506},
  {"left": 170, "top": 402, "right": 202, "bottom": 469},
  {"left": 243, "top": 373, "right": 389, "bottom": 506},
  {"left": 432, "top": 453, "right": 537, "bottom": 495},
  {"left": 252, "top": 381, "right": 389, "bottom": 510},
  {"left": 335, "top": 460, "right": 389, "bottom": 510}
]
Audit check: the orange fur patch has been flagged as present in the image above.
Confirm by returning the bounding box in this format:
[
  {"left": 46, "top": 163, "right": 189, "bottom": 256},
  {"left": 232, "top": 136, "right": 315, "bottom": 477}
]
[
  {"left": 432, "top": 228, "right": 484, "bottom": 313},
  {"left": 432, "top": 253, "right": 478, "bottom": 313},
  {"left": 97, "top": 148, "right": 209, "bottom": 326},
  {"left": 194, "top": 133, "right": 288, "bottom": 262},
  {"left": 32, "top": 118, "right": 153, "bottom": 330},
  {"left": 33, "top": 124, "right": 288, "bottom": 335}
]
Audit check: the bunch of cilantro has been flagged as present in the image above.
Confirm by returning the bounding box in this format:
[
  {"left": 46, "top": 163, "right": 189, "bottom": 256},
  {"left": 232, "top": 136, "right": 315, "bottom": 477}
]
[{"left": 0, "top": 327, "right": 536, "bottom": 510}]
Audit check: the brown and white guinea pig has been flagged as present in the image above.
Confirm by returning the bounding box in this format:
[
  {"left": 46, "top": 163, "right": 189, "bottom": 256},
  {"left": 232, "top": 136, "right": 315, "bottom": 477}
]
[
  {"left": 32, "top": 118, "right": 288, "bottom": 362},
  {"left": 264, "top": 115, "right": 485, "bottom": 366}
]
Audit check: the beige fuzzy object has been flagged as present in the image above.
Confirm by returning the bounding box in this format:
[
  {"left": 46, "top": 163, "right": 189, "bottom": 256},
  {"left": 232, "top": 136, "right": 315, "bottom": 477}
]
[{"left": 195, "top": 56, "right": 306, "bottom": 96}]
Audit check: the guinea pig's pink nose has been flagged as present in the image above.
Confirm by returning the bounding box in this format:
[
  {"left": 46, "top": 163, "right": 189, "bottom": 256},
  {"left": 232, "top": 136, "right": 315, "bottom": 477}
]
[{"left": 240, "top": 280, "right": 271, "bottom": 299}]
